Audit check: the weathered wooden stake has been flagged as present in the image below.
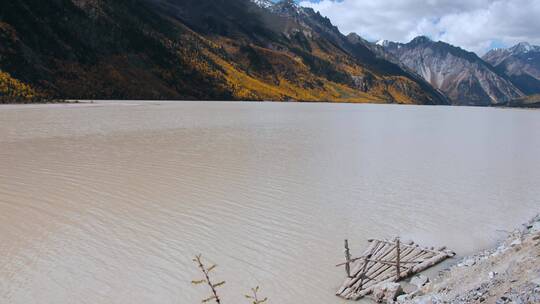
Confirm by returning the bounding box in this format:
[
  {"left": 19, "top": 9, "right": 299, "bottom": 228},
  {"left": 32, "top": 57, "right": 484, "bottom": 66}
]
[
  {"left": 395, "top": 238, "right": 401, "bottom": 281},
  {"left": 357, "top": 258, "right": 369, "bottom": 291},
  {"left": 344, "top": 239, "right": 352, "bottom": 278}
]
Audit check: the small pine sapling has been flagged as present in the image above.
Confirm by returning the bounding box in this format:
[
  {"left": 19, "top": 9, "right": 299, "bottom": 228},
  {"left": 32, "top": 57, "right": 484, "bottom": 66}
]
[
  {"left": 244, "top": 286, "right": 268, "bottom": 304},
  {"left": 192, "top": 255, "right": 226, "bottom": 304}
]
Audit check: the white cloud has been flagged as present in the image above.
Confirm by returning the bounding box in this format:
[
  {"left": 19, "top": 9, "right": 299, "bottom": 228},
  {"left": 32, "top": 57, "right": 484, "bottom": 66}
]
[{"left": 299, "top": 0, "right": 540, "bottom": 55}]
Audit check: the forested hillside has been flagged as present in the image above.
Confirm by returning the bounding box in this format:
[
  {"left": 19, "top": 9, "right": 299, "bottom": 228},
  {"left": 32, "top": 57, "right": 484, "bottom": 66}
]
[{"left": 0, "top": 0, "right": 448, "bottom": 104}]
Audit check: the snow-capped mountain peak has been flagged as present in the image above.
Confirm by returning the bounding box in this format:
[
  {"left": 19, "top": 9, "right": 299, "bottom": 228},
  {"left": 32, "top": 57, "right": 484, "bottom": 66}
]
[
  {"left": 376, "top": 39, "right": 390, "bottom": 47},
  {"left": 510, "top": 42, "right": 540, "bottom": 54},
  {"left": 251, "top": 0, "right": 274, "bottom": 8}
]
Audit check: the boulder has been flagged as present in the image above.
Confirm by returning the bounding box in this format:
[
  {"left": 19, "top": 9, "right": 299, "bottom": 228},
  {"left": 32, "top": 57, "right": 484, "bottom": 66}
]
[
  {"left": 531, "top": 221, "right": 540, "bottom": 233},
  {"left": 401, "top": 282, "right": 419, "bottom": 294},
  {"left": 463, "top": 258, "right": 476, "bottom": 267},
  {"left": 409, "top": 294, "right": 439, "bottom": 304},
  {"left": 373, "top": 282, "right": 404, "bottom": 303},
  {"left": 396, "top": 289, "right": 425, "bottom": 303},
  {"left": 410, "top": 275, "right": 430, "bottom": 288},
  {"left": 510, "top": 239, "right": 522, "bottom": 251},
  {"left": 396, "top": 294, "right": 410, "bottom": 303}
]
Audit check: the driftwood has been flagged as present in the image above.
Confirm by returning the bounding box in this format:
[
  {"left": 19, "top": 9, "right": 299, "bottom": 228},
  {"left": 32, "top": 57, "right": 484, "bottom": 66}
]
[{"left": 336, "top": 238, "right": 455, "bottom": 301}]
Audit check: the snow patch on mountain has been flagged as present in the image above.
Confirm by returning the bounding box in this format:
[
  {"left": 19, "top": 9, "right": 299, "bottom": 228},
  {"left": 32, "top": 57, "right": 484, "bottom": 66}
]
[
  {"left": 251, "top": 0, "right": 273, "bottom": 8},
  {"left": 376, "top": 39, "right": 389, "bottom": 47},
  {"left": 509, "top": 42, "right": 540, "bottom": 54}
]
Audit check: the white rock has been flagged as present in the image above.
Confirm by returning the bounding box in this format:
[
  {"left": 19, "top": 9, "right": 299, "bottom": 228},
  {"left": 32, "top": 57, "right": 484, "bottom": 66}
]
[
  {"left": 510, "top": 239, "right": 522, "bottom": 247},
  {"left": 373, "top": 282, "right": 404, "bottom": 303},
  {"left": 489, "top": 271, "right": 497, "bottom": 279},
  {"left": 396, "top": 294, "right": 410, "bottom": 303},
  {"left": 402, "top": 282, "right": 419, "bottom": 294},
  {"left": 463, "top": 258, "right": 476, "bottom": 267},
  {"left": 410, "top": 295, "right": 438, "bottom": 304},
  {"left": 531, "top": 222, "right": 540, "bottom": 233},
  {"left": 411, "top": 275, "right": 430, "bottom": 288}
]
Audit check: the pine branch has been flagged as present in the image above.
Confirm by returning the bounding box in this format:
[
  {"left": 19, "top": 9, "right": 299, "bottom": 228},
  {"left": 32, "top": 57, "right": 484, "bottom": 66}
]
[{"left": 192, "top": 255, "right": 225, "bottom": 304}]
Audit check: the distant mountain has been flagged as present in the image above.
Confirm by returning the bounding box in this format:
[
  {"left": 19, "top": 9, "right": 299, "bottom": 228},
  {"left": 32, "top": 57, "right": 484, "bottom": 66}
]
[
  {"left": 347, "top": 34, "right": 420, "bottom": 75},
  {"left": 0, "top": 0, "right": 447, "bottom": 104},
  {"left": 381, "top": 36, "right": 524, "bottom": 106},
  {"left": 483, "top": 42, "right": 540, "bottom": 95},
  {"left": 251, "top": 0, "right": 274, "bottom": 8}
]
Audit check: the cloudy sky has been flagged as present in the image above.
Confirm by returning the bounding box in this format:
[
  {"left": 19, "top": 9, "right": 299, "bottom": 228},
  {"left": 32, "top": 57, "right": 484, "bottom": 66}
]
[{"left": 297, "top": 0, "right": 540, "bottom": 55}]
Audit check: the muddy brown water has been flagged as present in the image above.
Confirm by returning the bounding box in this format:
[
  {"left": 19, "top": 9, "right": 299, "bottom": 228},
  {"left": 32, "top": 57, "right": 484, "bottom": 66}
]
[{"left": 1, "top": 101, "right": 539, "bottom": 303}]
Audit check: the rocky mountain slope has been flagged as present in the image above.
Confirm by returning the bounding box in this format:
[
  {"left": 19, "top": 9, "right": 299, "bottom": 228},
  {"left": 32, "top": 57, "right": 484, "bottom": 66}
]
[
  {"left": 382, "top": 36, "right": 524, "bottom": 106},
  {"left": 0, "top": 0, "right": 448, "bottom": 104},
  {"left": 483, "top": 42, "right": 540, "bottom": 95},
  {"left": 506, "top": 94, "right": 540, "bottom": 108}
]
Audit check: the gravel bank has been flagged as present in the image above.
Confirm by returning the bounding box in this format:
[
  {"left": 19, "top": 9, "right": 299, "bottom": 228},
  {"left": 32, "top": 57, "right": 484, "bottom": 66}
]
[
  {"left": 369, "top": 215, "right": 540, "bottom": 303},
  {"left": 395, "top": 215, "right": 540, "bottom": 304}
]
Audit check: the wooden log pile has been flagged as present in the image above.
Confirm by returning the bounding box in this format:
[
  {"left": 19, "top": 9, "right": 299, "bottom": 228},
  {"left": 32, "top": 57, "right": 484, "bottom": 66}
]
[{"left": 336, "top": 238, "right": 455, "bottom": 301}]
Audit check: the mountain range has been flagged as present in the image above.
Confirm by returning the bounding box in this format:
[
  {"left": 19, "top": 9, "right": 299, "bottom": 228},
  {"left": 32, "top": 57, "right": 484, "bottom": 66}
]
[
  {"left": 0, "top": 0, "right": 538, "bottom": 107},
  {"left": 380, "top": 37, "right": 524, "bottom": 106},
  {"left": 483, "top": 42, "right": 540, "bottom": 96}
]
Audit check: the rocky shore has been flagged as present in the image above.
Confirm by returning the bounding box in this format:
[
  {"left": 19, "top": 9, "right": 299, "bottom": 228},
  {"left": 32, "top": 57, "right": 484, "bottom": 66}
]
[{"left": 372, "top": 215, "right": 540, "bottom": 304}]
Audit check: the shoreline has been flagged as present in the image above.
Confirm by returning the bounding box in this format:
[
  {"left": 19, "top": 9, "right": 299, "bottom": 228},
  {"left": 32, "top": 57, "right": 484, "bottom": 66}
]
[
  {"left": 386, "top": 215, "right": 540, "bottom": 304},
  {"left": 0, "top": 99, "right": 539, "bottom": 110},
  {"left": 0, "top": 100, "right": 76, "bottom": 105}
]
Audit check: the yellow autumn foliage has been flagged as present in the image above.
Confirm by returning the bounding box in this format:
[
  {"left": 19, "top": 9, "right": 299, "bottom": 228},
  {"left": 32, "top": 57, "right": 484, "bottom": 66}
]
[
  {"left": 0, "top": 70, "right": 37, "bottom": 99},
  {"left": 200, "top": 39, "right": 387, "bottom": 103},
  {"left": 198, "top": 33, "right": 432, "bottom": 104}
]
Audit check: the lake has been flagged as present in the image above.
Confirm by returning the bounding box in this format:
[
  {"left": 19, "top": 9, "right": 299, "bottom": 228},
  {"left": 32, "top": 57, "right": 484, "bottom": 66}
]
[{"left": 0, "top": 101, "right": 539, "bottom": 304}]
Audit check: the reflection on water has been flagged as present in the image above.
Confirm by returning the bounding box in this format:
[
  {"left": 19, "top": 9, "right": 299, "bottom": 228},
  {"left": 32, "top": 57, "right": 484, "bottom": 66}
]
[{"left": 0, "top": 101, "right": 539, "bottom": 304}]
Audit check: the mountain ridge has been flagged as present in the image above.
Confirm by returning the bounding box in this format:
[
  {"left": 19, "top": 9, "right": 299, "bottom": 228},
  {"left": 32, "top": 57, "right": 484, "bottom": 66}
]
[
  {"left": 3, "top": 0, "right": 538, "bottom": 106},
  {"left": 0, "top": 0, "right": 448, "bottom": 104},
  {"left": 483, "top": 42, "right": 540, "bottom": 95},
  {"left": 380, "top": 36, "right": 524, "bottom": 106}
]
